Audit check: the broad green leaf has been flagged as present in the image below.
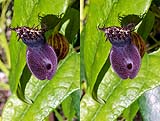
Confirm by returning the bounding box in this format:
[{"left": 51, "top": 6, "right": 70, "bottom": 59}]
[
  {"left": 81, "top": 49, "right": 160, "bottom": 121},
  {"left": 9, "top": 0, "right": 70, "bottom": 93},
  {"left": 138, "top": 86, "right": 160, "bottom": 121},
  {"left": 2, "top": 52, "right": 80, "bottom": 121},
  {"left": 83, "top": 0, "right": 152, "bottom": 103}
]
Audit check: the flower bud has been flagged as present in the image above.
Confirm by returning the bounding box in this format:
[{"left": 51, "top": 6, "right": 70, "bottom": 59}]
[
  {"left": 131, "top": 32, "right": 146, "bottom": 58},
  {"left": 47, "top": 33, "right": 69, "bottom": 61}
]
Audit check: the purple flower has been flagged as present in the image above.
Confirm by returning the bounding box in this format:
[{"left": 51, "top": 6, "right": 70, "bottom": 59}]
[
  {"left": 98, "top": 25, "right": 141, "bottom": 79},
  {"left": 10, "top": 26, "right": 58, "bottom": 80}
]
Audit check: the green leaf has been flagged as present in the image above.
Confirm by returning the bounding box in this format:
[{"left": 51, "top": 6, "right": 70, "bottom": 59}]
[
  {"left": 0, "top": 34, "right": 10, "bottom": 76},
  {"left": 72, "top": 90, "right": 80, "bottom": 120},
  {"left": 62, "top": 96, "right": 75, "bottom": 121},
  {"left": 122, "top": 101, "right": 139, "bottom": 121},
  {"left": 16, "top": 64, "right": 32, "bottom": 104},
  {"left": 62, "top": 90, "right": 80, "bottom": 120},
  {"left": 81, "top": 49, "right": 160, "bottom": 121},
  {"left": 54, "top": 109, "right": 64, "bottom": 121},
  {"left": 80, "top": 28, "right": 86, "bottom": 82},
  {"left": 0, "top": 82, "right": 9, "bottom": 90},
  {"left": 9, "top": 0, "right": 70, "bottom": 93},
  {"left": 2, "top": 52, "right": 80, "bottom": 121},
  {"left": 83, "top": 0, "right": 152, "bottom": 103},
  {"left": 64, "top": 7, "right": 80, "bottom": 44},
  {"left": 92, "top": 57, "right": 110, "bottom": 103},
  {"left": 0, "top": 59, "right": 9, "bottom": 76},
  {"left": 40, "top": 14, "right": 62, "bottom": 31},
  {"left": 138, "top": 86, "right": 160, "bottom": 121},
  {"left": 137, "top": 10, "right": 155, "bottom": 40}
]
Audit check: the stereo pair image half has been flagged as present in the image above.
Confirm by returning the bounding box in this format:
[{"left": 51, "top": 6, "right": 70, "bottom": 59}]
[{"left": 1, "top": 0, "right": 160, "bottom": 121}]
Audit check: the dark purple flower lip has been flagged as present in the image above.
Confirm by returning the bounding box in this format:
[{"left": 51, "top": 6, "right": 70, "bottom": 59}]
[
  {"left": 110, "top": 44, "right": 141, "bottom": 79},
  {"left": 26, "top": 44, "right": 57, "bottom": 80}
]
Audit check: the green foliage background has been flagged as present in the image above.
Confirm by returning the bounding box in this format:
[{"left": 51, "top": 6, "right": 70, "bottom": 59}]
[
  {"left": 80, "top": 0, "right": 160, "bottom": 120},
  {"left": 1, "top": 0, "right": 80, "bottom": 120}
]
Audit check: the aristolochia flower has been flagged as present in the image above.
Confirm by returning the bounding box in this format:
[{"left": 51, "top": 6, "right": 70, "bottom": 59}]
[{"left": 10, "top": 26, "right": 57, "bottom": 80}]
